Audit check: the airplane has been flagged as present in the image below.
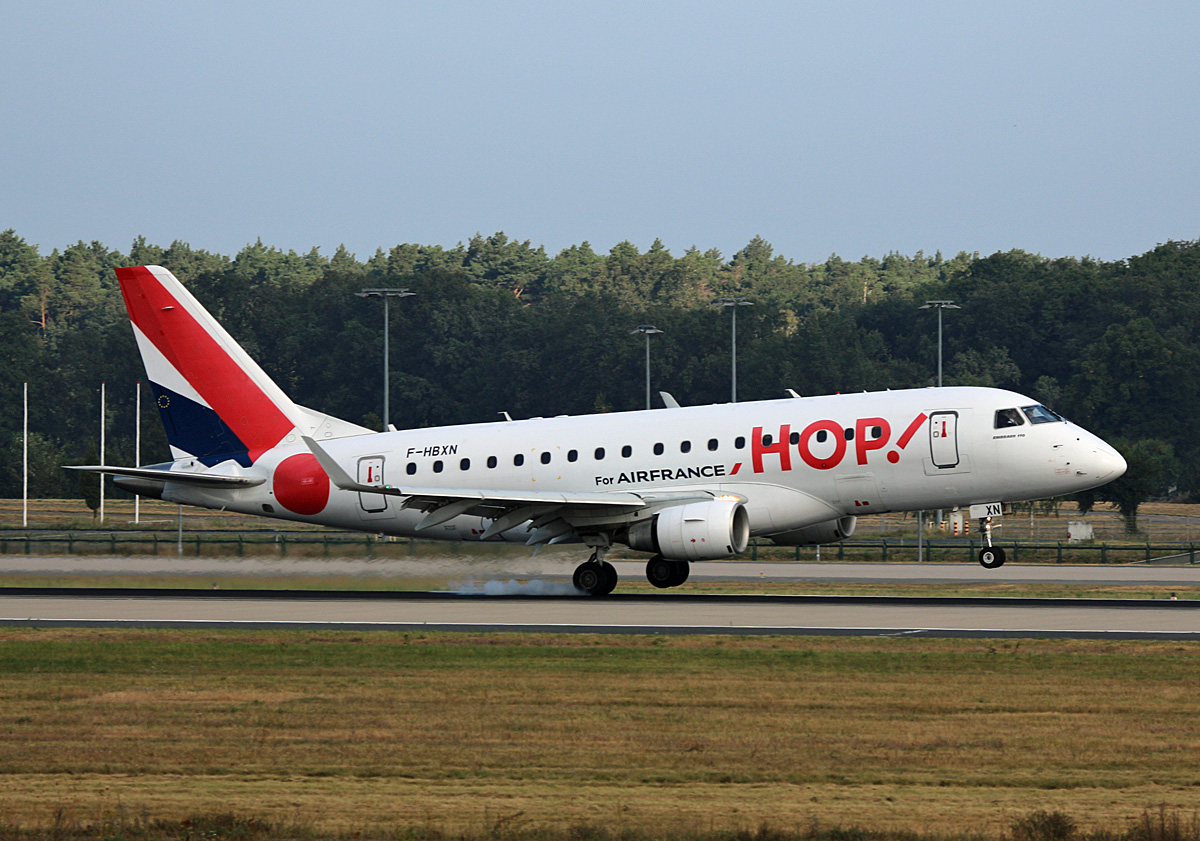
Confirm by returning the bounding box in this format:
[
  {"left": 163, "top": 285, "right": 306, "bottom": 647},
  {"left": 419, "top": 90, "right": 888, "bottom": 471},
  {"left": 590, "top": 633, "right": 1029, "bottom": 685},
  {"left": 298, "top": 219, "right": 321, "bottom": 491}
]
[{"left": 69, "top": 265, "right": 1128, "bottom": 595}]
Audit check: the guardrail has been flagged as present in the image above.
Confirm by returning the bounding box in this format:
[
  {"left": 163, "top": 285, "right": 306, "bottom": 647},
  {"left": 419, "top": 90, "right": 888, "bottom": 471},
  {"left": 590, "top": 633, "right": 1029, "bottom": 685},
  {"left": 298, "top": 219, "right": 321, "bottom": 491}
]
[
  {"left": 751, "top": 539, "right": 1200, "bottom": 564},
  {"left": 0, "top": 531, "right": 1197, "bottom": 564},
  {"left": 0, "top": 531, "right": 408, "bottom": 557}
]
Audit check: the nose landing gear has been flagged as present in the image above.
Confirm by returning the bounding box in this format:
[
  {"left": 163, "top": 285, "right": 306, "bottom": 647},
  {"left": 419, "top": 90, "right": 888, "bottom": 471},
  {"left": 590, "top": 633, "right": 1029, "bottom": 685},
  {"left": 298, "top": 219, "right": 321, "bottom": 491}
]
[{"left": 977, "top": 516, "right": 1006, "bottom": 569}]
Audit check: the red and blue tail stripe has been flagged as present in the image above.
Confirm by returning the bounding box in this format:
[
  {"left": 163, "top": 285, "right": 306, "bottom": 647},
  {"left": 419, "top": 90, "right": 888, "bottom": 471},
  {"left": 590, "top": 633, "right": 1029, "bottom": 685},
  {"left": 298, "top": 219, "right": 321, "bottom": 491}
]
[{"left": 116, "top": 266, "right": 300, "bottom": 467}]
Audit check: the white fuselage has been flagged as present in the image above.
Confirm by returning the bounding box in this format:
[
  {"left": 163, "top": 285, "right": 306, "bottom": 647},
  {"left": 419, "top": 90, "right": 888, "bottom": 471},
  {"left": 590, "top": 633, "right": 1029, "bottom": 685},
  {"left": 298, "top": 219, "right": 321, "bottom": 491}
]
[{"left": 165, "top": 386, "right": 1125, "bottom": 544}]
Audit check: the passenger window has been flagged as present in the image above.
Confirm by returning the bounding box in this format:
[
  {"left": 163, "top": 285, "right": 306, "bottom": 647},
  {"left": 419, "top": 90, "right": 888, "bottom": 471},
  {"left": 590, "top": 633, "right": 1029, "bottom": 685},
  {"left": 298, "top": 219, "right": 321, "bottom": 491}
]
[
  {"left": 540, "top": 451, "right": 551, "bottom": 464},
  {"left": 514, "top": 454, "right": 524, "bottom": 466},
  {"left": 486, "top": 456, "right": 497, "bottom": 469},
  {"left": 707, "top": 438, "right": 718, "bottom": 451},
  {"left": 844, "top": 428, "right": 854, "bottom": 441},
  {"left": 762, "top": 434, "right": 773, "bottom": 446},
  {"left": 653, "top": 442, "right": 664, "bottom": 455},
  {"left": 621, "top": 445, "right": 632, "bottom": 458},
  {"left": 680, "top": 440, "right": 691, "bottom": 454},
  {"left": 995, "top": 408, "right": 1025, "bottom": 429},
  {"left": 567, "top": 449, "right": 578, "bottom": 462},
  {"left": 789, "top": 431, "right": 800, "bottom": 445},
  {"left": 459, "top": 458, "right": 470, "bottom": 471},
  {"left": 594, "top": 447, "right": 605, "bottom": 460},
  {"left": 816, "top": 430, "right": 828, "bottom": 443},
  {"left": 734, "top": 436, "right": 745, "bottom": 449},
  {"left": 871, "top": 426, "right": 882, "bottom": 439},
  {"left": 406, "top": 462, "right": 417, "bottom": 475},
  {"left": 433, "top": 460, "right": 444, "bottom": 473}
]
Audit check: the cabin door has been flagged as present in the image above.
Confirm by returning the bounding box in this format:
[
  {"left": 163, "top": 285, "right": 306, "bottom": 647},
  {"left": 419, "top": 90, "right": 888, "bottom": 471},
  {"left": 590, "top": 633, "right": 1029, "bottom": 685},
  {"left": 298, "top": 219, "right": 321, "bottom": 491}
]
[{"left": 929, "top": 411, "right": 960, "bottom": 469}]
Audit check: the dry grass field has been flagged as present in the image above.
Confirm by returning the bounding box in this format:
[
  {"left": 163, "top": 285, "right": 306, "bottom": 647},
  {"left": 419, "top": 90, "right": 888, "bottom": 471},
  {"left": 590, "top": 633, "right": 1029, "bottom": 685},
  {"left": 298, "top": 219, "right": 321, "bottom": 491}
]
[{"left": 0, "top": 630, "right": 1196, "bottom": 838}]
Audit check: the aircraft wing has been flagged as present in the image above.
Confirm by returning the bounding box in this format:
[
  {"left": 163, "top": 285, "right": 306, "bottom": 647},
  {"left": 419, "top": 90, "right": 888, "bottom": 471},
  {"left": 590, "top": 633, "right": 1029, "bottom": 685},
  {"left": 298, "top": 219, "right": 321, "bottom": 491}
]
[
  {"left": 303, "top": 436, "right": 732, "bottom": 542},
  {"left": 63, "top": 465, "right": 265, "bottom": 488}
]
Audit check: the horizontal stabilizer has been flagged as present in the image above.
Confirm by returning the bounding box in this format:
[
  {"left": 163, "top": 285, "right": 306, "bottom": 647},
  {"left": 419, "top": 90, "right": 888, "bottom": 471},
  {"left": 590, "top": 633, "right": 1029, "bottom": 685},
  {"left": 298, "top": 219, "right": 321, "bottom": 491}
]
[{"left": 64, "top": 465, "right": 265, "bottom": 489}]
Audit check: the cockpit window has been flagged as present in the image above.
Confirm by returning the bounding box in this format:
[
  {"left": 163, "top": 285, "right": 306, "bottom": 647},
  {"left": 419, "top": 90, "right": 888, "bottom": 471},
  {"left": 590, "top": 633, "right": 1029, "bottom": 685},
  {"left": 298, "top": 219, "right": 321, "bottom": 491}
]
[
  {"left": 1021, "top": 404, "right": 1064, "bottom": 424},
  {"left": 994, "top": 408, "right": 1024, "bottom": 429}
]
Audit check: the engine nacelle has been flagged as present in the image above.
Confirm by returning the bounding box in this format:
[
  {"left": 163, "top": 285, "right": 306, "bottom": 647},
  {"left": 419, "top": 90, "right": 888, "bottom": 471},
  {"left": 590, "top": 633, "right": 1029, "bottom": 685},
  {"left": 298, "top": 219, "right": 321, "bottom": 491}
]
[
  {"left": 769, "top": 516, "right": 857, "bottom": 546},
  {"left": 627, "top": 499, "right": 751, "bottom": 561}
]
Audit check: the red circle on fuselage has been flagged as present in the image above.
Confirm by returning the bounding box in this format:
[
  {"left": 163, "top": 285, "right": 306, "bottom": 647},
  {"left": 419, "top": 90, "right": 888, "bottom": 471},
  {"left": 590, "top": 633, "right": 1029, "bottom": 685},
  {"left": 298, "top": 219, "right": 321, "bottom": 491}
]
[{"left": 273, "top": 453, "right": 330, "bottom": 515}]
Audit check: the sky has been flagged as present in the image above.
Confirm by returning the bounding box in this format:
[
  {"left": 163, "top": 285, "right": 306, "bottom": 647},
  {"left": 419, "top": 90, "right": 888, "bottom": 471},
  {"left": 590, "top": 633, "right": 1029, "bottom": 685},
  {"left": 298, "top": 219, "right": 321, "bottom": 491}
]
[{"left": 2, "top": 0, "right": 1198, "bottom": 265}]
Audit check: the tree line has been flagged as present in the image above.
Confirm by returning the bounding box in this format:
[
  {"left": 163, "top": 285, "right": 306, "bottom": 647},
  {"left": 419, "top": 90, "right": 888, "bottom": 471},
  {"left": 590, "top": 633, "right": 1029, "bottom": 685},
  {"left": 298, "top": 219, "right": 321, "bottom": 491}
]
[{"left": 1, "top": 229, "right": 1196, "bottom": 529}]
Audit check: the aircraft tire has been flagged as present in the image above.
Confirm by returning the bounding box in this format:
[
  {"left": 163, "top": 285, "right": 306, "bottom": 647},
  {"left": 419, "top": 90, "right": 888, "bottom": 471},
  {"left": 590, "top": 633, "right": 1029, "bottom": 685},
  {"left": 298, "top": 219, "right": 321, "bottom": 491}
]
[
  {"left": 670, "top": 560, "right": 690, "bottom": 587},
  {"left": 597, "top": 561, "right": 618, "bottom": 595},
  {"left": 646, "top": 557, "right": 690, "bottom": 588},
  {"left": 646, "top": 556, "right": 675, "bottom": 588},
  {"left": 575, "top": 561, "right": 619, "bottom": 595},
  {"left": 979, "top": 546, "right": 1006, "bottom": 569}
]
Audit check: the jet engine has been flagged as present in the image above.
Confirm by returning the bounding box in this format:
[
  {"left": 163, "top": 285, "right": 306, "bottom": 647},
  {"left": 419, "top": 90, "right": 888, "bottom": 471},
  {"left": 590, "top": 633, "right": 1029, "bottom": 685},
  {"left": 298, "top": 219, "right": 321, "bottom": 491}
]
[
  {"left": 768, "top": 515, "right": 857, "bottom": 546},
  {"left": 626, "top": 498, "right": 751, "bottom": 561}
]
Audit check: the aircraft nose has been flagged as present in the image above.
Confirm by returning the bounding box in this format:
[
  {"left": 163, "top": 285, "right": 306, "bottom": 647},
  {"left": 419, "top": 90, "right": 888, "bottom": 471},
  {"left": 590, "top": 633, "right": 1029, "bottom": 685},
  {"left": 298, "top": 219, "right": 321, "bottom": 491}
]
[{"left": 1093, "top": 446, "right": 1127, "bottom": 482}]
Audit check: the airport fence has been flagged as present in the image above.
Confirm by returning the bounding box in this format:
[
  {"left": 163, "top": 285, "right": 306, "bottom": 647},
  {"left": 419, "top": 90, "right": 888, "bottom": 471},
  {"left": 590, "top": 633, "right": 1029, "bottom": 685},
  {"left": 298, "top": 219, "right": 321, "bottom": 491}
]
[
  {"left": 751, "top": 538, "right": 1200, "bottom": 564},
  {"left": 0, "top": 529, "right": 1197, "bottom": 564},
  {"left": 0, "top": 531, "right": 412, "bottom": 559}
]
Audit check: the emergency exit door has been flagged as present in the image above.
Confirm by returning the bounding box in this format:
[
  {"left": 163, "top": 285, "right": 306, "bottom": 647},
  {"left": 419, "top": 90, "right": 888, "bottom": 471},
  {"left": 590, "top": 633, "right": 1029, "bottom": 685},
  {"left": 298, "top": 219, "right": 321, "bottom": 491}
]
[
  {"left": 357, "top": 456, "right": 388, "bottom": 513},
  {"left": 929, "top": 411, "right": 960, "bottom": 468}
]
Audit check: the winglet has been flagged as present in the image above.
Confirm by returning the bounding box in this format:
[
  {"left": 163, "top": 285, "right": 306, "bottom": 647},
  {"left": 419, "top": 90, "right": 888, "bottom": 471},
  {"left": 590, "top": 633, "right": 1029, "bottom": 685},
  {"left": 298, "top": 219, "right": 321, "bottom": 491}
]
[{"left": 659, "top": 391, "right": 681, "bottom": 409}]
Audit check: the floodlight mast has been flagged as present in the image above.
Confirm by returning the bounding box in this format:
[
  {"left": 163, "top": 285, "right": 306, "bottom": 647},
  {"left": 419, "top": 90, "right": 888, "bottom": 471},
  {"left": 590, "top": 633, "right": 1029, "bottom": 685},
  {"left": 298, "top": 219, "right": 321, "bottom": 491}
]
[
  {"left": 713, "top": 298, "right": 753, "bottom": 402},
  {"left": 918, "top": 299, "right": 961, "bottom": 534},
  {"left": 356, "top": 288, "right": 416, "bottom": 430},
  {"left": 631, "top": 325, "right": 663, "bottom": 410},
  {"left": 918, "top": 300, "right": 961, "bottom": 388}
]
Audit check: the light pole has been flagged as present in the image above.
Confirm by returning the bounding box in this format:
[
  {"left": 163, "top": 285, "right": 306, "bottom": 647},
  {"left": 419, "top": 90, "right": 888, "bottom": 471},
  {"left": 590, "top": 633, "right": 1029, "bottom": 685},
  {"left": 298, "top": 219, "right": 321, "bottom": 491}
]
[
  {"left": 919, "top": 300, "right": 960, "bottom": 387},
  {"left": 919, "top": 300, "right": 960, "bottom": 534},
  {"left": 631, "top": 325, "right": 663, "bottom": 410},
  {"left": 356, "top": 288, "right": 415, "bottom": 430},
  {"left": 99, "top": 381, "right": 105, "bottom": 524},
  {"left": 713, "top": 298, "right": 753, "bottom": 402}
]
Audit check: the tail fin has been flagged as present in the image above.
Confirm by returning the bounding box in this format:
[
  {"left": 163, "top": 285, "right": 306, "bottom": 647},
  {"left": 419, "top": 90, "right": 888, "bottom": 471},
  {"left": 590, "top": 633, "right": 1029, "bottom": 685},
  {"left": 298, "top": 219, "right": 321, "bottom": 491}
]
[{"left": 115, "top": 265, "right": 307, "bottom": 467}]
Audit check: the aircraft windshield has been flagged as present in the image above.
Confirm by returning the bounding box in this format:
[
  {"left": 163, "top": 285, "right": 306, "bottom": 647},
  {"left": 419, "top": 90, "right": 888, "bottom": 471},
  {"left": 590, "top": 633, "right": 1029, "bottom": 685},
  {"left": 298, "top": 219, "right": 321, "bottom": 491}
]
[{"left": 1021, "top": 404, "right": 1064, "bottom": 424}]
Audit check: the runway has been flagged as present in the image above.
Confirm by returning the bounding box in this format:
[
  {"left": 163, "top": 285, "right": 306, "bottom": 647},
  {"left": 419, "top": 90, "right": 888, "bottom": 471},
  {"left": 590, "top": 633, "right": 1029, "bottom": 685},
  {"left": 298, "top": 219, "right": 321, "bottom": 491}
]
[
  {"left": 1, "top": 588, "right": 1198, "bottom": 639},
  {"left": 2, "top": 559, "right": 1198, "bottom": 639},
  {"left": 5, "top": 556, "right": 1200, "bottom": 586}
]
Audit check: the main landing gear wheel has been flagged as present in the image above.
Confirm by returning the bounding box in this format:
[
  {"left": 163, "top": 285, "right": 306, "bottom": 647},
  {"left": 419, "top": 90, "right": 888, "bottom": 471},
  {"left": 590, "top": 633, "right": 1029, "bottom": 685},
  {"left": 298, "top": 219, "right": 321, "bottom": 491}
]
[
  {"left": 645, "top": 556, "right": 690, "bottom": 588},
  {"left": 979, "top": 546, "right": 1006, "bottom": 569},
  {"left": 574, "top": 560, "right": 618, "bottom": 596}
]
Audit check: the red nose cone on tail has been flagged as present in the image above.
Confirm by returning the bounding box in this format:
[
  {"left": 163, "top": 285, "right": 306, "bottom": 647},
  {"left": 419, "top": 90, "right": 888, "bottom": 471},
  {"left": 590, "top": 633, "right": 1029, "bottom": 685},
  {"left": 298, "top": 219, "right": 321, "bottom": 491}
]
[{"left": 273, "top": 453, "right": 330, "bottom": 515}]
